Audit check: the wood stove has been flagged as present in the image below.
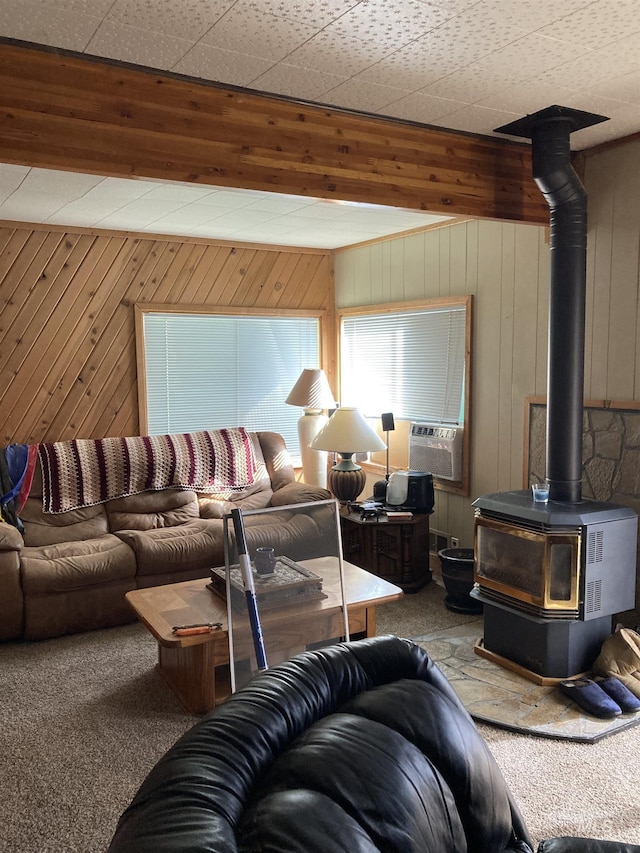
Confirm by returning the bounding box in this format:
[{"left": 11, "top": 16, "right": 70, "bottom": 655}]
[
  {"left": 472, "top": 490, "right": 637, "bottom": 679},
  {"left": 472, "top": 106, "right": 638, "bottom": 681}
]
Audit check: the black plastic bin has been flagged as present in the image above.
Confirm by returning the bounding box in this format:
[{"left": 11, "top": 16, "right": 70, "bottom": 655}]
[{"left": 437, "top": 547, "right": 483, "bottom": 615}]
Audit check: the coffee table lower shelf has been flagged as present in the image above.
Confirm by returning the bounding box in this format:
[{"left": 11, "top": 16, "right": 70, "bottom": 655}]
[{"left": 127, "top": 559, "right": 402, "bottom": 714}]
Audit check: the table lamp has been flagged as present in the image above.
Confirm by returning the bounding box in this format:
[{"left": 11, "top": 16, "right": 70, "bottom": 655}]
[
  {"left": 309, "top": 406, "right": 386, "bottom": 502},
  {"left": 285, "top": 368, "right": 336, "bottom": 488}
]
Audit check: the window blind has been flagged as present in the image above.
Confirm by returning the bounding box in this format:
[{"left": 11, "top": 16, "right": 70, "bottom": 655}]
[
  {"left": 340, "top": 305, "right": 466, "bottom": 424},
  {"left": 142, "top": 312, "right": 320, "bottom": 457}
]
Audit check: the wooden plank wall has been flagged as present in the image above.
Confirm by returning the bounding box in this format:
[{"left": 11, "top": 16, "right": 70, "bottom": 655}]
[
  {"left": 0, "top": 224, "right": 333, "bottom": 445},
  {"left": 583, "top": 139, "right": 640, "bottom": 402},
  {"left": 334, "top": 134, "right": 640, "bottom": 548},
  {"left": 0, "top": 42, "right": 548, "bottom": 225},
  {"left": 334, "top": 219, "right": 550, "bottom": 547}
]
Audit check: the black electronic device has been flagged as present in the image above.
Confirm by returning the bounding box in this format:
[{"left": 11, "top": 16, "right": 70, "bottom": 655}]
[
  {"left": 386, "top": 471, "right": 434, "bottom": 513},
  {"left": 372, "top": 412, "right": 395, "bottom": 503}
]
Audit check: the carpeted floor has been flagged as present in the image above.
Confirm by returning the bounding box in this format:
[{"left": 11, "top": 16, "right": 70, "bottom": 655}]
[{"left": 1, "top": 579, "right": 640, "bottom": 851}]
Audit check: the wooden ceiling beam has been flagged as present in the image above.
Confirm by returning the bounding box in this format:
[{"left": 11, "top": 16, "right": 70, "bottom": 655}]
[{"left": 0, "top": 41, "right": 548, "bottom": 224}]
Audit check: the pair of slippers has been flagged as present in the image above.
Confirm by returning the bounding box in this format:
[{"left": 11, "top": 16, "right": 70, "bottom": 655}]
[{"left": 559, "top": 675, "right": 640, "bottom": 718}]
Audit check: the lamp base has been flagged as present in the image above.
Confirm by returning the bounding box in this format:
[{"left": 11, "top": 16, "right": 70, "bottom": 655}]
[
  {"left": 328, "top": 466, "right": 366, "bottom": 503},
  {"left": 298, "top": 410, "right": 329, "bottom": 488}
]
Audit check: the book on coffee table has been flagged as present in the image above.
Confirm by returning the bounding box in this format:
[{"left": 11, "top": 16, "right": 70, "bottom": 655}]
[{"left": 208, "top": 555, "right": 327, "bottom": 610}]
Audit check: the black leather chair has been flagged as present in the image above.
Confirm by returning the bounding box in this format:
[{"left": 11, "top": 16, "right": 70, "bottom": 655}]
[{"left": 108, "top": 636, "right": 640, "bottom": 853}]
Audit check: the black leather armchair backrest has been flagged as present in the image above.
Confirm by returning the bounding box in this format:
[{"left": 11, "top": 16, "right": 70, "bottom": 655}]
[{"left": 108, "top": 636, "right": 533, "bottom": 853}]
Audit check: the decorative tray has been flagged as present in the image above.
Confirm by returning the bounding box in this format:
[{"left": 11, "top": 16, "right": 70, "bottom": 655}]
[{"left": 208, "top": 555, "right": 326, "bottom": 610}]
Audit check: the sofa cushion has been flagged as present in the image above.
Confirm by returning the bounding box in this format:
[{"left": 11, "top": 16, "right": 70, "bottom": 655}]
[
  {"left": 198, "top": 486, "right": 273, "bottom": 519},
  {"left": 242, "top": 508, "right": 339, "bottom": 562},
  {"left": 20, "top": 497, "right": 109, "bottom": 547},
  {"left": 21, "top": 535, "right": 136, "bottom": 594},
  {"left": 115, "top": 519, "right": 223, "bottom": 577},
  {"left": 270, "top": 482, "right": 332, "bottom": 505},
  {"left": 106, "top": 489, "right": 200, "bottom": 532}
]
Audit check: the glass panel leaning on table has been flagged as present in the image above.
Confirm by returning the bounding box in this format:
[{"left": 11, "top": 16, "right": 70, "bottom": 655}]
[{"left": 216, "top": 499, "right": 350, "bottom": 693}]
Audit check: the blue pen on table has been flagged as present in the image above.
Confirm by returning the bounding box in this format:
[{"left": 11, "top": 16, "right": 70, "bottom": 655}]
[{"left": 231, "top": 507, "right": 268, "bottom": 671}]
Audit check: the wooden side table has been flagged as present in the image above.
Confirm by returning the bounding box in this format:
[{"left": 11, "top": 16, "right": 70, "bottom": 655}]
[{"left": 339, "top": 509, "right": 431, "bottom": 593}]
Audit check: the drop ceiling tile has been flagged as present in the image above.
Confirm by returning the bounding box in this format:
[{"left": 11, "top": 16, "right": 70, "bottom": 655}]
[
  {"left": 250, "top": 64, "right": 346, "bottom": 101},
  {"left": 0, "top": 0, "right": 103, "bottom": 51},
  {"left": 140, "top": 184, "right": 217, "bottom": 202},
  {"left": 186, "top": 222, "right": 243, "bottom": 238},
  {"left": 0, "top": 165, "right": 29, "bottom": 203},
  {"left": 0, "top": 196, "right": 68, "bottom": 221},
  {"left": 323, "top": 0, "right": 452, "bottom": 51},
  {"left": 145, "top": 205, "right": 223, "bottom": 229},
  {"left": 198, "top": 2, "right": 318, "bottom": 62},
  {"left": 538, "top": 43, "right": 640, "bottom": 91},
  {"left": 355, "top": 37, "right": 469, "bottom": 88},
  {"left": 589, "top": 71, "right": 640, "bottom": 106},
  {"left": 87, "top": 22, "right": 191, "bottom": 69},
  {"left": 245, "top": 0, "right": 360, "bottom": 29},
  {"left": 322, "top": 79, "right": 410, "bottom": 112},
  {"left": 19, "top": 168, "right": 104, "bottom": 198},
  {"left": 203, "top": 209, "right": 280, "bottom": 229},
  {"left": 288, "top": 204, "right": 351, "bottom": 221},
  {"left": 84, "top": 177, "right": 163, "bottom": 201},
  {"left": 382, "top": 91, "right": 467, "bottom": 123},
  {"left": 479, "top": 0, "right": 594, "bottom": 31},
  {"left": 45, "top": 197, "right": 129, "bottom": 222},
  {"left": 285, "top": 28, "right": 392, "bottom": 77},
  {"left": 421, "top": 65, "right": 498, "bottom": 105},
  {"left": 478, "top": 81, "right": 578, "bottom": 114},
  {"left": 536, "top": 2, "right": 640, "bottom": 52},
  {"left": 422, "top": 10, "right": 529, "bottom": 67},
  {"left": 195, "top": 189, "right": 265, "bottom": 208},
  {"left": 432, "top": 0, "right": 482, "bottom": 11},
  {"left": 61, "top": 0, "right": 117, "bottom": 14},
  {"left": 173, "top": 43, "right": 274, "bottom": 86},
  {"left": 95, "top": 199, "right": 182, "bottom": 229},
  {"left": 106, "top": 0, "right": 234, "bottom": 41},
  {"left": 430, "top": 103, "right": 518, "bottom": 135},
  {"left": 244, "top": 195, "right": 321, "bottom": 215},
  {"left": 483, "top": 33, "right": 585, "bottom": 79}
]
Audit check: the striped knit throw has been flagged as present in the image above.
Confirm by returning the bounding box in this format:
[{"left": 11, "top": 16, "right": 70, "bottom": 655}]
[{"left": 38, "top": 428, "right": 257, "bottom": 513}]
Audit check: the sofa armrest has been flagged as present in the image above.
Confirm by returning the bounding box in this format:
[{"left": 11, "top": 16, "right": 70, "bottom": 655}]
[
  {"left": 0, "top": 521, "right": 23, "bottom": 553},
  {"left": 538, "top": 838, "right": 640, "bottom": 853},
  {"left": 0, "top": 521, "right": 24, "bottom": 640},
  {"left": 270, "top": 482, "right": 331, "bottom": 506}
]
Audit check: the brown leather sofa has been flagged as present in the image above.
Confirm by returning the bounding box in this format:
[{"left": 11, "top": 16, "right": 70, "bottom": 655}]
[{"left": 0, "top": 431, "right": 329, "bottom": 642}]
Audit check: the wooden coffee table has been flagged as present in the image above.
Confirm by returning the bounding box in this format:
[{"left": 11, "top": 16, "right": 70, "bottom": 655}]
[{"left": 126, "top": 557, "right": 403, "bottom": 714}]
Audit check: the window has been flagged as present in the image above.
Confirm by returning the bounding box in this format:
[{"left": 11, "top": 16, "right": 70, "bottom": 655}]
[
  {"left": 340, "top": 297, "right": 470, "bottom": 424},
  {"left": 136, "top": 306, "right": 323, "bottom": 461}
]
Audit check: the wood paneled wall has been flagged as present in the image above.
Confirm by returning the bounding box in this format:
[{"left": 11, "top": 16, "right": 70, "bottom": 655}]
[
  {"left": 0, "top": 42, "right": 547, "bottom": 224},
  {"left": 0, "top": 224, "right": 333, "bottom": 444},
  {"left": 334, "top": 135, "right": 640, "bottom": 548},
  {"left": 583, "top": 140, "right": 640, "bottom": 402},
  {"left": 334, "top": 219, "right": 550, "bottom": 547}
]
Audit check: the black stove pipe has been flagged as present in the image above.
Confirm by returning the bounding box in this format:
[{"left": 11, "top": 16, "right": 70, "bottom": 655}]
[
  {"left": 532, "top": 116, "right": 585, "bottom": 503},
  {"left": 496, "top": 107, "right": 608, "bottom": 503}
]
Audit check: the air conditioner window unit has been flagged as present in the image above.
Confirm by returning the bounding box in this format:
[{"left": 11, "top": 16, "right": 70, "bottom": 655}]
[{"left": 409, "top": 422, "right": 463, "bottom": 481}]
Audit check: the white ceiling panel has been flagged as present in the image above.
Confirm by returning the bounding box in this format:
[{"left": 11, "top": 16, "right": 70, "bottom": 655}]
[
  {"left": 0, "top": 166, "right": 453, "bottom": 249},
  {"left": 1, "top": 0, "right": 640, "bottom": 247}
]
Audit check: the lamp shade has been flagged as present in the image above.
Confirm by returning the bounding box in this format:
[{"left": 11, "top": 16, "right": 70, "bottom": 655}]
[
  {"left": 285, "top": 369, "right": 336, "bottom": 411},
  {"left": 309, "top": 408, "right": 386, "bottom": 502},
  {"left": 309, "top": 407, "right": 386, "bottom": 455}
]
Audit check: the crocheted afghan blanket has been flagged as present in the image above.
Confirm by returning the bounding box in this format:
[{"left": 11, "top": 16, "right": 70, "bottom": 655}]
[{"left": 38, "top": 428, "right": 257, "bottom": 513}]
